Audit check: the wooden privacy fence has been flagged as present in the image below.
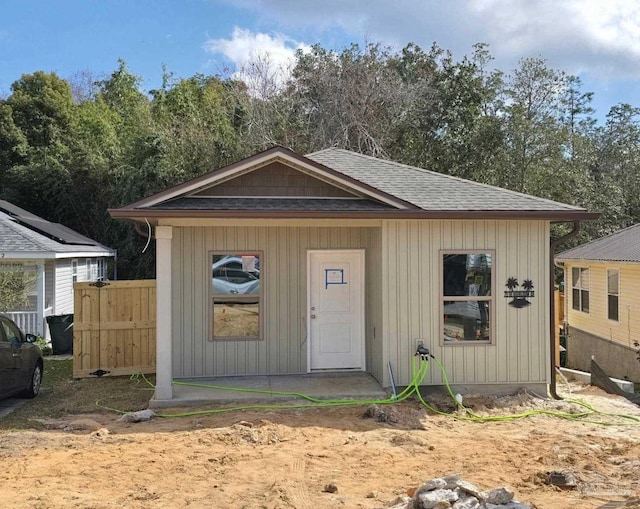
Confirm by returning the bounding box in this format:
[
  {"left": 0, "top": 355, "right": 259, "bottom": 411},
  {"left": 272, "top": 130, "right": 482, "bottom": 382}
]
[{"left": 73, "top": 280, "right": 156, "bottom": 378}]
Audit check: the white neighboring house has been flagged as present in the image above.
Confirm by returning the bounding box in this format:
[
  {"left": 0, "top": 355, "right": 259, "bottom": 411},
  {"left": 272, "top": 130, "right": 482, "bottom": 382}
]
[{"left": 0, "top": 200, "right": 115, "bottom": 337}]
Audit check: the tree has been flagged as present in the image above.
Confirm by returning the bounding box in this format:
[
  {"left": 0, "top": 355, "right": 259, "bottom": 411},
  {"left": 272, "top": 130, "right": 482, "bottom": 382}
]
[{"left": 0, "top": 265, "right": 36, "bottom": 312}]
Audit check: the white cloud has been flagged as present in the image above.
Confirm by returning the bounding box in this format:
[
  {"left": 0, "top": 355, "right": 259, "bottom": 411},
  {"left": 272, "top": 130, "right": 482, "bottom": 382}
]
[
  {"left": 203, "top": 27, "right": 311, "bottom": 96},
  {"left": 225, "top": 0, "right": 640, "bottom": 80}
]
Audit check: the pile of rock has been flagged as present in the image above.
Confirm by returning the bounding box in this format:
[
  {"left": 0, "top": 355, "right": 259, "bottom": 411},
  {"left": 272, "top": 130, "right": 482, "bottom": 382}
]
[{"left": 386, "top": 474, "right": 531, "bottom": 509}]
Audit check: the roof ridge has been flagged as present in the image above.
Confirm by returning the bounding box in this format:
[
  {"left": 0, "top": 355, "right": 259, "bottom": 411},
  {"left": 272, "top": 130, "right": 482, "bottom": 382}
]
[{"left": 311, "top": 148, "right": 586, "bottom": 211}]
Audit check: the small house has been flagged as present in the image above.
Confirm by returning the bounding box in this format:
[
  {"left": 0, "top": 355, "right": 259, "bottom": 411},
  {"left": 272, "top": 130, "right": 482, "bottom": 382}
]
[
  {"left": 557, "top": 224, "right": 640, "bottom": 382},
  {"left": 0, "top": 200, "right": 115, "bottom": 336},
  {"left": 110, "top": 147, "right": 597, "bottom": 402}
]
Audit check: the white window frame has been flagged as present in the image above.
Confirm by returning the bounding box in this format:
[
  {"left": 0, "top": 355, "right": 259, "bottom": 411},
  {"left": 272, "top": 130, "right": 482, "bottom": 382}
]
[
  {"left": 71, "top": 259, "right": 78, "bottom": 283},
  {"left": 607, "top": 268, "right": 619, "bottom": 322},
  {"left": 571, "top": 266, "right": 590, "bottom": 313}
]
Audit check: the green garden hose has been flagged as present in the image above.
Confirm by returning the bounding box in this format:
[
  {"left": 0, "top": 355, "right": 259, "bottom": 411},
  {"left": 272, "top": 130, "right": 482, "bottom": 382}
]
[{"left": 97, "top": 355, "right": 640, "bottom": 426}]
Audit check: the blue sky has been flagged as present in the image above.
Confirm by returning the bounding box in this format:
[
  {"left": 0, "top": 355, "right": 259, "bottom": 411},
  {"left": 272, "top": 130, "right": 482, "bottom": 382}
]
[{"left": 2, "top": 0, "right": 640, "bottom": 123}]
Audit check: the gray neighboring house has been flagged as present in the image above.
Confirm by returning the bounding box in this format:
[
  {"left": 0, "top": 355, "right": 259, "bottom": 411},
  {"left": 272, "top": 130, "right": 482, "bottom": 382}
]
[
  {"left": 0, "top": 200, "right": 115, "bottom": 337},
  {"left": 557, "top": 224, "right": 640, "bottom": 382},
  {"left": 110, "top": 146, "right": 597, "bottom": 403}
]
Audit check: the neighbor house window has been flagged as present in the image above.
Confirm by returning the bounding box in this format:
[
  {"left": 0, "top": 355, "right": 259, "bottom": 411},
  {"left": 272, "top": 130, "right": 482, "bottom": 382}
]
[
  {"left": 571, "top": 267, "right": 589, "bottom": 312},
  {"left": 72, "top": 259, "right": 78, "bottom": 283},
  {"left": 210, "top": 252, "right": 261, "bottom": 340},
  {"left": 607, "top": 269, "right": 619, "bottom": 321},
  {"left": 441, "top": 252, "right": 493, "bottom": 344}
]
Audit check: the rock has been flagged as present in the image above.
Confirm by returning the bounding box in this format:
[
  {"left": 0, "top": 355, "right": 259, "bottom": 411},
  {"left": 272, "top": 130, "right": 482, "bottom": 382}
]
[
  {"left": 453, "top": 480, "right": 483, "bottom": 500},
  {"left": 118, "top": 409, "right": 156, "bottom": 423},
  {"left": 363, "top": 404, "right": 380, "bottom": 418},
  {"left": 414, "top": 488, "right": 458, "bottom": 509},
  {"left": 416, "top": 478, "right": 448, "bottom": 493},
  {"left": 91, "top": 427, "right": 110, "bottom": 437},
  {"left": 323, "top": 483, "right": 338, "bottom": 493},
  {"left": 485, "top": 503, "right": 531, "bottom": 509},
  {"left": 387, "top": 495, "right": 411, "bottom": 508},
  {"left": 367, "top": 491, "right": 378, "bottom": 498},
  {"left": 441, "top": 474, "right": 462, "bottom": 489},
  {"left": 362, "top": 404, "right": 399, "bottom": 423},
  {"left": 452, "top": 494, "right": 480, "bottom": 509},
  {"left": 545, "top": 470, "right": 576, "bottom": 489},
  {"left": 65, "top": 418, "right": 103, "bottom": 431},
  {"left": 484, "top": 487, "right": 514, "bottom": 505}
]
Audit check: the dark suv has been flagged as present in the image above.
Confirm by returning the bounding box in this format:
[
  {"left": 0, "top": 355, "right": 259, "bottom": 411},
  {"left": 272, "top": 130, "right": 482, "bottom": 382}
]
[{"left": 0, "top": 314, "right": 43, "bottom": 400}]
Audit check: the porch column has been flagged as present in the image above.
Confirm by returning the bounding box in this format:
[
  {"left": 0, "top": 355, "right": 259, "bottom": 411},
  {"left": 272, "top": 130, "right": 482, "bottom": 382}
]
[
  {"left": 36, "top": 263, "right": 45, "bottom": 336},
  {"left": 155, "top": 226, "right": 173, "bottom": 400}
]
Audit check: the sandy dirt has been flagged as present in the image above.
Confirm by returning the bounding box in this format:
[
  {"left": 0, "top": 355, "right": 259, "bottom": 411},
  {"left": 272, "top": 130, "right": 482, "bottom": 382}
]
[{"left": 2, "top": 383, "right": 640, "bottom": 509}]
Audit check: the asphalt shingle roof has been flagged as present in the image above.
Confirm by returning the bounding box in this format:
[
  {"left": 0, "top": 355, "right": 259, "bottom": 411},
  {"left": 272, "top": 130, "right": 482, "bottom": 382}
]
[
  {"left": 0, "top": 204, "right": 114, "bottom": 256},
  {"left": 154, "top": 197, "right": 395, "bottom": 211},
  {"left": 306, "top": 148, "right": 584, "bottom": 212},
  {"left": 557, "top": 224, "right": 640, "bottom": 262}
]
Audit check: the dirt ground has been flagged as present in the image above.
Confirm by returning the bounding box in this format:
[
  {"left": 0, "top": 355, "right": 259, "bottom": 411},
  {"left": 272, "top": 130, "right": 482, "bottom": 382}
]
[{"left": 2, "top": 383, "right": 640, "bottom": 509}]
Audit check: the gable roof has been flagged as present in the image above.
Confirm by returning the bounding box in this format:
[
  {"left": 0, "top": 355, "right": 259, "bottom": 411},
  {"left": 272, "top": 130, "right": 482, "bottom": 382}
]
[
  {"left": 109, "top": 146, "right": 599, "bottom": 222},
  {"left": 0, "top": 200, "right": 115, "bottom": 259},
  {"left": 557, "top": 224, "right": 640, "bottom": 263}
]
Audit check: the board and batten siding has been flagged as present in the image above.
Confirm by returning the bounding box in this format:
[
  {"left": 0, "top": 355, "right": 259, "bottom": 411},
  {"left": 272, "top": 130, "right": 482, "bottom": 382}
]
[
  {"left": 565, "top": 261, "right": 640, "bottom": 349},
  {"left": 171, "top": 225, "right": 383, "bottom": 380},
  {"left": 381, "top": 220, "right": 550, "bottom": 388}
]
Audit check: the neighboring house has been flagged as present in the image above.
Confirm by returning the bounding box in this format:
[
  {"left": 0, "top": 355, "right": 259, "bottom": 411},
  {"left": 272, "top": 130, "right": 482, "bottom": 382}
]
[
  {"left": 556, "top": 224, "right": 640, "bottom": 382},
  {"left": 110, "top": 146, "right": 597, "bottom": 403},
  {"left": 0, "top": 200, "right": 115, "bottom": 337}
]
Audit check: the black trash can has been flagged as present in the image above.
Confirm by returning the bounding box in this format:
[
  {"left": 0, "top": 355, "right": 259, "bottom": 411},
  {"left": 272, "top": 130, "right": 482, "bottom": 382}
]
[{"left": 46, "top": 314, "right": 74, "bottom": 355}]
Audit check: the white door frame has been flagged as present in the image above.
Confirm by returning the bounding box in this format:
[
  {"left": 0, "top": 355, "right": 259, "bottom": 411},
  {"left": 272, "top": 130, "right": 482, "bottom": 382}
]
[{"left": 306, "top": 249, "right": 366, "bottom": 372}]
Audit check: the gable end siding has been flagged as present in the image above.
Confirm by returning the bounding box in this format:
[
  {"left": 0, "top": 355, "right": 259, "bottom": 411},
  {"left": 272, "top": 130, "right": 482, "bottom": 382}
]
[{"left": 193, "top": 161, "right": 356, "bottom": 198}]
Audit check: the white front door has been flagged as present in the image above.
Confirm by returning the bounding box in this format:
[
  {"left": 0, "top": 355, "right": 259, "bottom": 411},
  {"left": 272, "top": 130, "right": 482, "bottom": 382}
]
[{"left": 307, "top": 250, "right": 365, "bottom": 371}]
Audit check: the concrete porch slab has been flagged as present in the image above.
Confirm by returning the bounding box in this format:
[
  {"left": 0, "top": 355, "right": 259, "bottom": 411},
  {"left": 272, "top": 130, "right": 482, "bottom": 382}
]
[{"left": 150, "top": 372, "right": 388, "bottom": 408}]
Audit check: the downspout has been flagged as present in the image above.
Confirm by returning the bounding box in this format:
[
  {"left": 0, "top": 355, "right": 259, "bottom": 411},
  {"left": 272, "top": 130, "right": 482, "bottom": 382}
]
[{"left": 549, "top": 221, "right": 580, "bottom": 399}]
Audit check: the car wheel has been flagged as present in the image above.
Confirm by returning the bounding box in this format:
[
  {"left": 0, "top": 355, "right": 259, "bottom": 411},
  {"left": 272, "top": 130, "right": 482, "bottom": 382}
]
[{"left": 21, "top": 364, "right": 42, "bottom": 399}]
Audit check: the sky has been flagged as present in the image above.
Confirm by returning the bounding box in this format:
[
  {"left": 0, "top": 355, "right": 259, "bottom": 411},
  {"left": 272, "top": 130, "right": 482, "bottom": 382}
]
[{"left": 1, "top": 0, "right": 640, "bottom": 123}]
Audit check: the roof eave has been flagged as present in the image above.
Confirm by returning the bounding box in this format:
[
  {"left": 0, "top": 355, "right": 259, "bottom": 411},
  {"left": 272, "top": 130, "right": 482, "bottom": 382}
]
[{"left": 109, "top": 208, "right": 600, "bottom": 222}]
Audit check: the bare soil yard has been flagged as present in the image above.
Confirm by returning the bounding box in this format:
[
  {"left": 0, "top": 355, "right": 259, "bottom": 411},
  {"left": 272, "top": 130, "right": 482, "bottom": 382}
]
[{"left": 1, "top": 383, "right": 640, "bottom": 509}]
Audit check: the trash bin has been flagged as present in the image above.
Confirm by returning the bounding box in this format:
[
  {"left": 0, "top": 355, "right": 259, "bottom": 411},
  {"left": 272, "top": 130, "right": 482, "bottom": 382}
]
[{"left": 46, "top": 314, "right": 74, "bottom": 355}]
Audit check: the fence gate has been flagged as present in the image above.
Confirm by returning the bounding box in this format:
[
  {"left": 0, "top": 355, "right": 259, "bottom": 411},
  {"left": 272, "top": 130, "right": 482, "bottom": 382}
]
[{"left": 73, "top": 280, "right": 156, "bottom": 378}]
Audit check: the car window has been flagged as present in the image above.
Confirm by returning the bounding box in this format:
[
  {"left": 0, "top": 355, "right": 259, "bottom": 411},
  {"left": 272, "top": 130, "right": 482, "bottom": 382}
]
[{"left": 0, "top": 318, "right": 21, "bottom": 343}]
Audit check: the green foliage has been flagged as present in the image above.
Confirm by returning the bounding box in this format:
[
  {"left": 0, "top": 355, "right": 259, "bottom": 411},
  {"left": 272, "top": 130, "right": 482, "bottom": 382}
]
[
  {"left": 33, "top": 335, "right": 52, "bottom": 356},
  {"left": 0, "top": 265, "right": 36, "bottom": 312},
  {"left": 0, "top": 49, "right": 639, "bottom": 279}
]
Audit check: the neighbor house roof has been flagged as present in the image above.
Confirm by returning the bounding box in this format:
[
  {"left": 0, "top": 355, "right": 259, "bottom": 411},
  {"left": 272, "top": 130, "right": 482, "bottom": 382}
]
[
  {"left": 109, "top": 146, "right": 599, "bottom": 222},
  {"left": 0, "top": 200, "right": 115, "bottom": 259},
  {"left": 557, "top": 223, "right": 640, "bottom": 263}
]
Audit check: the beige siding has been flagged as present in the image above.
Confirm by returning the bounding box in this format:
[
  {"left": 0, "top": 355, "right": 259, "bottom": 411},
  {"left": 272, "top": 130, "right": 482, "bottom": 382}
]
[
  {"left": 565, "top": 261, "right": 640, "bottom": 349},
  {"left": 172, "top": 226, "right": 381, "bottom": 378},
  {"left": 382, "top": 220, "right": 550, "bottom": 387},
  {"left": 195, "top": 162, "right": 355, "bottom": 197}
]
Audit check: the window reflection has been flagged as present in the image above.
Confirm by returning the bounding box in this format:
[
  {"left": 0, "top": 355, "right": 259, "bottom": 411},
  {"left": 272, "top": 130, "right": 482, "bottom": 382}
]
[{"left": 212, "top": 254, "right": 261, "bottom": 339}]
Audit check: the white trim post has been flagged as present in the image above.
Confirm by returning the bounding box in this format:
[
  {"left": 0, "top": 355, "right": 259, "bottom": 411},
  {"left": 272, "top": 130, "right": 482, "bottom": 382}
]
[
  {"left": 155, "top": 226, "right": 173, "bottom": 400},
  {"left": 36, "top": 262, "right": 45, "bottom": 336}
]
